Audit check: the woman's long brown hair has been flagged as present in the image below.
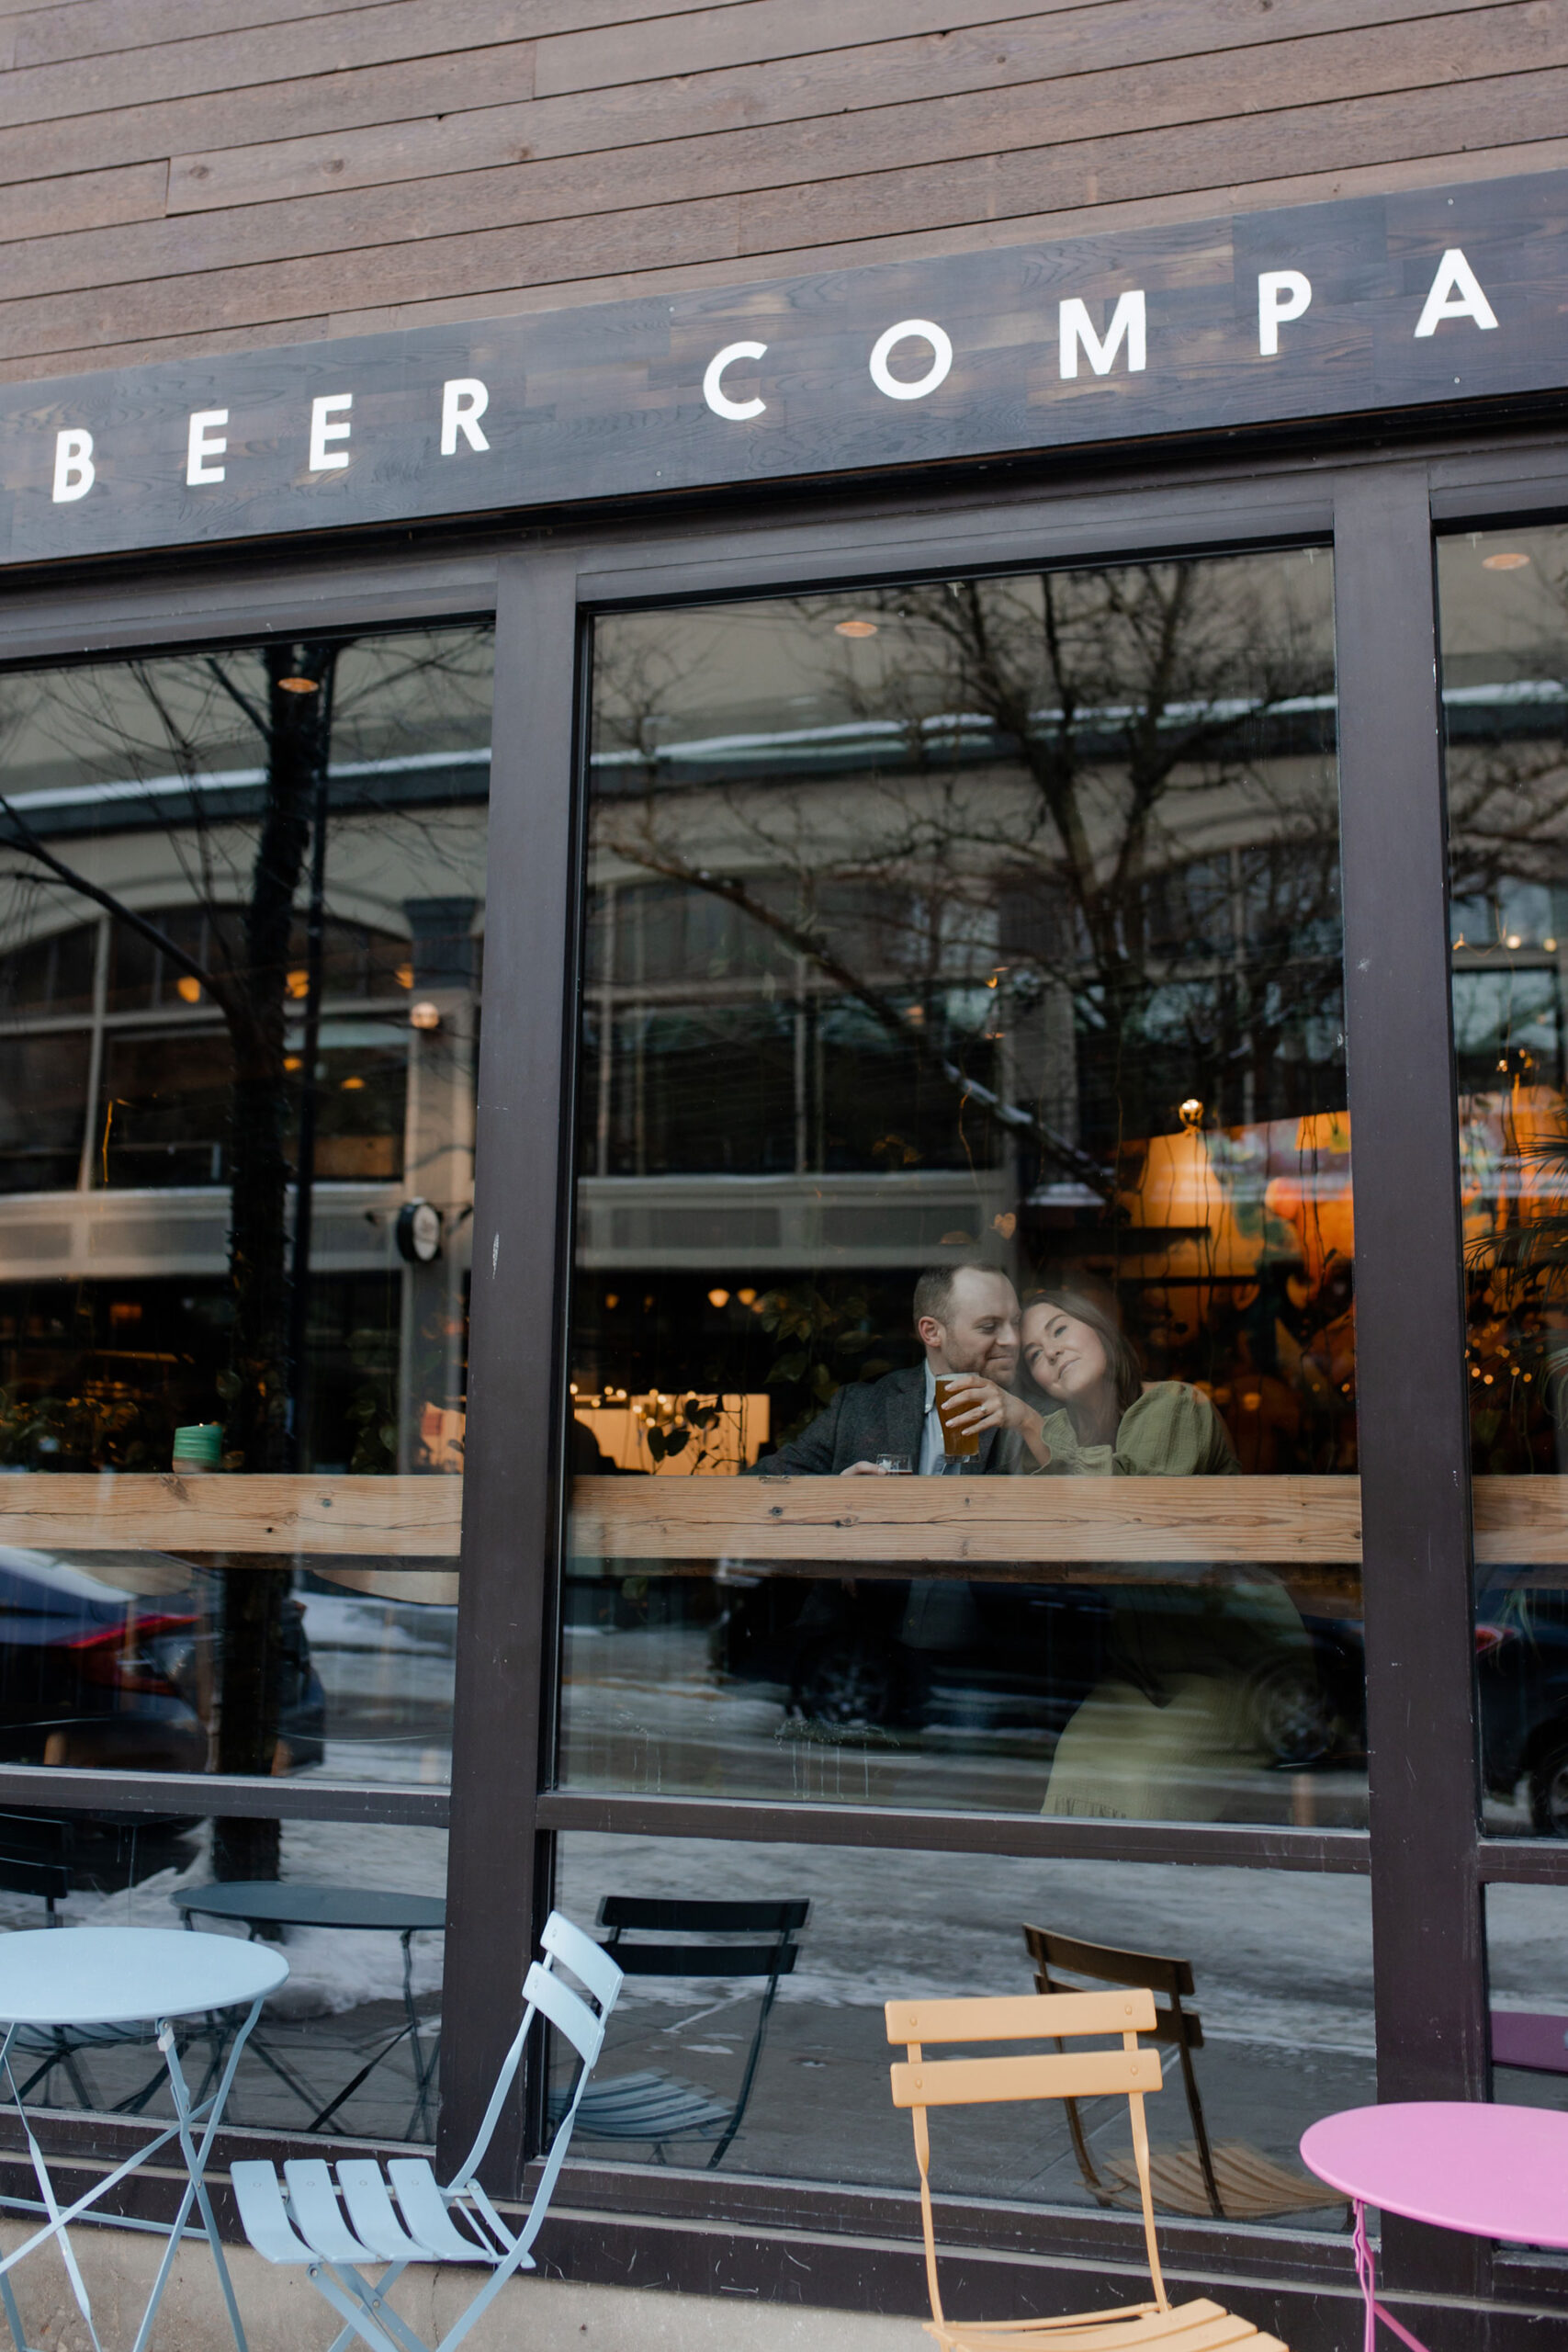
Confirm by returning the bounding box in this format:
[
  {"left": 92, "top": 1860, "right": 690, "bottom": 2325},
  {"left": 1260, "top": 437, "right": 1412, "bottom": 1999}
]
[{"left": 1022, "top": 1289, "right": 1145, "bottom": 1419}]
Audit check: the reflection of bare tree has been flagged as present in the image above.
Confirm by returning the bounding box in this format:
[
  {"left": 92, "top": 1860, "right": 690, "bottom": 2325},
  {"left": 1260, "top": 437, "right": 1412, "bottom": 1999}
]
[
  {"left": 0, "top": 628, "right": 490, "bottom": 1871},
  {"left": 592, "top": 562, "right": 1341, "bottom": 1197}
]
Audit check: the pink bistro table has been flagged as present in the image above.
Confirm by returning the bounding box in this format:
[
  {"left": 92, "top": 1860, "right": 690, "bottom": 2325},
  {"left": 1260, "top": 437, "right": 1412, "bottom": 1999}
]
[{"left": 1301, "top": 2102, "right": 1568, "bottom": 2352}]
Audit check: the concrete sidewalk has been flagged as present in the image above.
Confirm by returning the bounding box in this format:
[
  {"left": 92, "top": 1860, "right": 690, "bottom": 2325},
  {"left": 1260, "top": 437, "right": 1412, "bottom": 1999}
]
[{"left": 0, "top": 2218, "right": 919, "bottom": 2352}]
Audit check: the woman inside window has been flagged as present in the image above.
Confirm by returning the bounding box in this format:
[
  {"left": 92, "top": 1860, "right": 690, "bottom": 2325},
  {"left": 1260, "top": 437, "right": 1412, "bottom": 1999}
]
[{"left": 1014, "top": 1290, "right": 1311, "bottom": 1822}]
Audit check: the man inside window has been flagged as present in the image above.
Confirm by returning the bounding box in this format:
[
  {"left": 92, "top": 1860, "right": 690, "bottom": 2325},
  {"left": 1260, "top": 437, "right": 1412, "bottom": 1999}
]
[{"left": 756, "top": 1261, "right": 1041, "bottom": 1476}]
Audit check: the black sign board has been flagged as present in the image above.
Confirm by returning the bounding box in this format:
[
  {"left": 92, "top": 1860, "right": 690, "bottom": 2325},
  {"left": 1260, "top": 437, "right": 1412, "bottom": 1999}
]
[{"left": 8, "top": 166, "right": 1568, "bottom": 565}]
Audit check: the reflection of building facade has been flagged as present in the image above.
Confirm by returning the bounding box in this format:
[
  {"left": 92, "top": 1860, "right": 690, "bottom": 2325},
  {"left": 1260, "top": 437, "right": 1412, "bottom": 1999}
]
[
  {"left": 2, "top": 17, "right": 1568, "bottom": 2352},
  {"left": 0, "top": 639, "right": 489, "bottom": 1475}
]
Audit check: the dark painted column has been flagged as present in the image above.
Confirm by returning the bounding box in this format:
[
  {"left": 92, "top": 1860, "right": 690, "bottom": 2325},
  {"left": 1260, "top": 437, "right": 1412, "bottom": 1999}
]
[
  {"left": 1334, "top": 463, "right": 1487, "bottom": 2307},
  {"left": 439, "top": 549, "right": 581, "bottom": 2186}
]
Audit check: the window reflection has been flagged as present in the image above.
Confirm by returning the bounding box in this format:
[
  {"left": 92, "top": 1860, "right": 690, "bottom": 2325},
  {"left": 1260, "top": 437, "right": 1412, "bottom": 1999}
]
[
  {"left": 565, "top": 555, "right": 1366, "bottom": 1826},
  {"left": 552, "top": 1833, "right": 1371, "bottom": 2225},
  {"left": 1438, "top": 528, "right": 1568, "bottom": 1834},
  {"left": 0, "top": 623, "right": 490, "bottom": 1801}
]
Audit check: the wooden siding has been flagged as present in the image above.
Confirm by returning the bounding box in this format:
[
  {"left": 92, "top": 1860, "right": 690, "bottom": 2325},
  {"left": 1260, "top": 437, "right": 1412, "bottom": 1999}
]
[{"left": 0, "top": 0, "right": 1563, "bottom": 382}]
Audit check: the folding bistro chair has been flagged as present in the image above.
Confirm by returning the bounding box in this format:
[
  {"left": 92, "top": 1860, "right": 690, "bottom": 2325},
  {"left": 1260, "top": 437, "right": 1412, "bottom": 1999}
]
[
  {"left": 231, "top": 1910, "right": 622, "bottom": 2352},
  {"left": 1023, "top": 1927, "right": 1345, "bottom": 2227},
  {"left": 886, "top": 1987, "right": 1289, "bottom": 2351},
  {"left": 560, "top": 1895, "right": 807, "bottom": 2168}
]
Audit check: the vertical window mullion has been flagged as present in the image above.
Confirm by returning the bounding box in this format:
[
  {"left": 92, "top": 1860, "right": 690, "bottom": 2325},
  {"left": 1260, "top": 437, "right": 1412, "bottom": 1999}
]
[
  {"left": 1334, "top": 463, "right": 1485, "bottom": 2299},
  {"left": 439, "top": 551, "right": 581, "bottom": 2189}
]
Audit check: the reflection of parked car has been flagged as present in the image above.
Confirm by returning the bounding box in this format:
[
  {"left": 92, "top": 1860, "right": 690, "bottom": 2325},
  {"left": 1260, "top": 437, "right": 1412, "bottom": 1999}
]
[
  {"left": 713, "top": 1571, "right": 1371, "bottom": 1770},
  {"left": 0, "top": 1548, "right": 325, "bottom": 1779}
]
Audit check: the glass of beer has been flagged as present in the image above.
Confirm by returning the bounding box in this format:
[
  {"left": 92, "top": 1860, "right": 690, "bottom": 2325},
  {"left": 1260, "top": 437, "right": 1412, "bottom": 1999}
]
[{"left": 934, "top": 1376, "right": 982, "bottom": 1457}]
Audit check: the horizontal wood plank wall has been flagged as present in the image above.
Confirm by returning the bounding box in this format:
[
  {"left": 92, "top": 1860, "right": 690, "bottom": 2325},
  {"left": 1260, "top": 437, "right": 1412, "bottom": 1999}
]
[
  {"left": 1, "top": 0, "right": 1566, "bottom": 381},
  {"left": 3, "top": 1471, "right": 1566, "bottom": 1565}
]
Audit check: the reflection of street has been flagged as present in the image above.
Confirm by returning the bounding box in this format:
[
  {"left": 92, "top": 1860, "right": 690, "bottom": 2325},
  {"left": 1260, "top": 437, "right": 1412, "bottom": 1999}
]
[
  {"left": 560, "top": 1624, "right": 1368, "bottom": 1826},
  {"left": 555, "top": 1832, "right": 1373, "bottom": 2226}
]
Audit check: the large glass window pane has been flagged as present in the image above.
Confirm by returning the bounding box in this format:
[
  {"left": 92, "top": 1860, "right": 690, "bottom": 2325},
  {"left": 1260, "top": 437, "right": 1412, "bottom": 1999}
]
[
  {"left": 553, "top": 1832, "right": 1370, "bottom": 2227},
  {"left": 0, "top": 1814, "right": 446, "bottom": 2144},
  {"left": 0, "top": 1035, "right": 90, "bottom": 1191},
  {"left": 0, "top": 623, "right": 490, "bottom": 1811},
  {"left": 1438, "top": 529, "right": 1568, "bottom": 1835},
  {"left": 1487, "top": 1883, "right": 1568, "bottom": 2116},
  {"left": 565, "top": 556, "right": 1364, "bottom": 1826}
]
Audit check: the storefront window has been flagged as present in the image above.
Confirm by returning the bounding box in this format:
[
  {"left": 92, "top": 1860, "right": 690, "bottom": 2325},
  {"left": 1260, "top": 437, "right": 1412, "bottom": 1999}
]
[
  {"left": 1438, "top": 529, "right": 1568, "bottom": 1834},
  {"left": 564, "top": 554, "right": 1364, "bottom": 1827},
  {"left": 1487, "top": 1882, "right": 1568, "bottom": 2109},
  {"left": 0, "top": 1815, "right": 446, "bottom": 2144},
  {"left": 551, "top": 1832, "right": 1371, "bottom": 2223},
  {"left": 0, "top": 623, "right": 490, "bottom": 1834}
]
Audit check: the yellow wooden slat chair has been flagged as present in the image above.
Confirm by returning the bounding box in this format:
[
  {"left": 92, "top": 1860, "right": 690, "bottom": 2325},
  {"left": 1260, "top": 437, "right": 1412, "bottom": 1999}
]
[{"left": 886, "top": 1990, "right": 1290, "bottom": 2352}]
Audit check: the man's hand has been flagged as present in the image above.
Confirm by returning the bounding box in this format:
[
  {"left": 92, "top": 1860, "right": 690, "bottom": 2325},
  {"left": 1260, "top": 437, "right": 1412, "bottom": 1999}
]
[{"left": 841, "top": 1460, "right": 891, "bottom": 1476}]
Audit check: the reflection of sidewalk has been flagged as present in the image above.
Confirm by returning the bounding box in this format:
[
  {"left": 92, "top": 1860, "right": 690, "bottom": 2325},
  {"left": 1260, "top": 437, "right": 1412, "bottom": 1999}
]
[
  {"left": 560, "top": 1623, "right": 1369, "bottom": 1826},
  {"left": 556, "top": 1983, "right": 1367, "bottom": 2222},
  {"left": 555, "top": 1830, "right": 1376, "bottom": 2219}
]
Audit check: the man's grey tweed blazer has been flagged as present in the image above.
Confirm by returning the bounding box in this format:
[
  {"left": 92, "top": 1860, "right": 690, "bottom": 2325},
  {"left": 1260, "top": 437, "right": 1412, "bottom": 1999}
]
[{"left": 754, "top": 1364, "right": 1023, "bottom": 1476}]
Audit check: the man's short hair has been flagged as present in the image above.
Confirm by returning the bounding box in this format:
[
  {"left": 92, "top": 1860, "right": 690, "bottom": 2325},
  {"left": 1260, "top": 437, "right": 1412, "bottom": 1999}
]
[{"left": 912, "top": 1261, "right": 1003, "bottom": 1329}]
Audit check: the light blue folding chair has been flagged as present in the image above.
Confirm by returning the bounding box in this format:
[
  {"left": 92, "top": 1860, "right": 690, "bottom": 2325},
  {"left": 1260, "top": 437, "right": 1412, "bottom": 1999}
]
[{"left": 231, "top": 1911, "right": 622, "bottom": 2352}]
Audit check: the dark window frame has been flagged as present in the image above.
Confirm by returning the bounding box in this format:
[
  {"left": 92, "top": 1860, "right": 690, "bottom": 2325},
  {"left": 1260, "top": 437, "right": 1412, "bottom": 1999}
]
[{"left": 0, "top": 439, "right": 1562, "bottom": 2321}]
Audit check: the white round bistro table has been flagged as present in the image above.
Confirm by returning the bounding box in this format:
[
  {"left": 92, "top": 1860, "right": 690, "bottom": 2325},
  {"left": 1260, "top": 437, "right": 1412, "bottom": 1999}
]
[{"left": 0, "top": 1926, "right": 288, "bottom": 2352}]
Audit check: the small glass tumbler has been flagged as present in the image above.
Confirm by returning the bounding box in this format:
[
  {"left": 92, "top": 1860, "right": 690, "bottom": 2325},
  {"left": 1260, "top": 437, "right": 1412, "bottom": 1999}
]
[{"left": 875, "top": 1453, "right": 914, "bottom": 1475}]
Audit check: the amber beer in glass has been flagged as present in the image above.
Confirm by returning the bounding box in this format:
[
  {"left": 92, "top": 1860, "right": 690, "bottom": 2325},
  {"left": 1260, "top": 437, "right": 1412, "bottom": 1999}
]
[{"left": 934, "top": 1376, "right": 980, "bottom": 1458}]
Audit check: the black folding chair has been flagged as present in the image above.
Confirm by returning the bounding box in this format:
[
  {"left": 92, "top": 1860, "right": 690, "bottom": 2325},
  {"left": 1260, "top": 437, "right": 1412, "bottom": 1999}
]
[{"left": 556, "top": 1897, "right": 808, "bottom": 2168}]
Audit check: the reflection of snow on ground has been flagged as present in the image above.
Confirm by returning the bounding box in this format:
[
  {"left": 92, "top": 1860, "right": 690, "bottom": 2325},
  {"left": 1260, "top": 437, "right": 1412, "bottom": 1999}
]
[
  {"left": 8, "top": 1822, "right": 448, "bottom": 2019},
  {"left": 300, "top": 1593, "right": 455, "bottom": 1655},
  {"left": 556, "top": 1834, "right": 1377, "bottom": 2053},
  {"left": 296, "top": 1587, "right": 456, "bottom": 1783}
]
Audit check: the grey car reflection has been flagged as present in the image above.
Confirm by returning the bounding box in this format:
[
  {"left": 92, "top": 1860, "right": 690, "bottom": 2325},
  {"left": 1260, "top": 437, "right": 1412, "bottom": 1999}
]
[{"left": 713, "top": 1572, "right": 1367, "bottom": 1771}]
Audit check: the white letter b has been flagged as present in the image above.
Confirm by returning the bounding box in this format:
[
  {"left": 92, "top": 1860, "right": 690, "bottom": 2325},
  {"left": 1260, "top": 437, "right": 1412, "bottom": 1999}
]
[{"left": 52, "top": 428, "right": 94, "bottom": 503}]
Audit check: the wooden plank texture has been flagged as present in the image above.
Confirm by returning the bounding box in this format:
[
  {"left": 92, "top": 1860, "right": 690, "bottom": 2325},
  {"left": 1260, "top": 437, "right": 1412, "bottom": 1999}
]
[
  {"left": 0, "top": 0, "right": 1556, "bottom": 384},
  {"left": 17, "top": 6, "right": 1553, "bottom": 306},
  {"left": 571, "top": 1474, "right": 1365, "bottom": 1562},
  {"left": 15, "top": 6, "right": 1554, "bottom": 300},
  {"left": 0, "top": 1471, "right": 464, "bottom": 1555},
  {"left": 163, "top": 0, "right": 1529, "bottom": 216},
  {"left": 0, "top": 1471, "right": 1561, "bottom": 1566}
]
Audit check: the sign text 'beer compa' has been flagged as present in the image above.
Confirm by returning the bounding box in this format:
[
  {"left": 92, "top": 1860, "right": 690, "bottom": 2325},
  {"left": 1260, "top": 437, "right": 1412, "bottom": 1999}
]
[{"left": 9, "top": 168, "right": 1568, "bottom": 563}]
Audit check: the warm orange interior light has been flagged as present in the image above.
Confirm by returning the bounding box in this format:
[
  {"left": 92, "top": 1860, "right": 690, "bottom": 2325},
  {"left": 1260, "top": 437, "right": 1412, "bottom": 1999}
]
[
  {"left": 834, "top": 618, "right": 879, "bottom": 639},
  {"left": 1482, "top": 551, "right": 1531, "bottom": 571},
  {"left": 283, "top": 1055, "right": 302, "bottom": 1073},
  {"left": 341, "top": 1075, "right": 365, "bottom": 1091},
  {"left": 707, "top": 1288, "right": 730, "bottom": 1308},
  {"left": 395, "top": 963, "right": 415, "bottom": 989},
  {"left": 277, "top": 674, "right": 321, "bottom": 693},
  {"left": 175, "top": 975, "right": 201, "bottom": 1003},
  {"left": 738, "top": 1287, "right": 758, "bottom": 1306},
  {"left": 287, "top": 968, "right": 310, "bottom": 999}
]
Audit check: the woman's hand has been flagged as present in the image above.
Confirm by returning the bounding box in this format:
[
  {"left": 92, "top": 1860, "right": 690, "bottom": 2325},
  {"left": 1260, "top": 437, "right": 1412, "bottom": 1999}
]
[{"left": 938, "top": 1375, "right": 1050, "bottom": 1464}]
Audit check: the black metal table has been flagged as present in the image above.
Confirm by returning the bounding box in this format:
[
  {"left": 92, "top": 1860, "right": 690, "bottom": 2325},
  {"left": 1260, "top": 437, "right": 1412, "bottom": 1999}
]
[{"left": 174, "top": 1883, "right": 445, "bottom": 2139}]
